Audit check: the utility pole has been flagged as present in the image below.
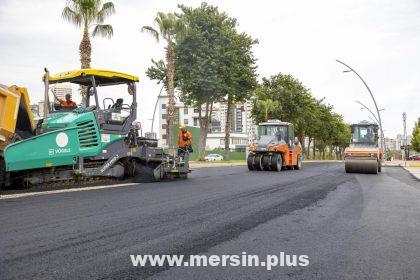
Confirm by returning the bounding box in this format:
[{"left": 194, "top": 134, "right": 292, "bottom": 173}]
[{"left": 403, "top": 112, "right": 407, "bottom": 166}]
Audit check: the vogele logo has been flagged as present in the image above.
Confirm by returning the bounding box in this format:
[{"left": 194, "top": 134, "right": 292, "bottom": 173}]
[
  {"left": 56, "top": 132, "right": 69, "bottom": 147},
  {"left": 48, "top": 132, "right": 71, "bottom": 155}
]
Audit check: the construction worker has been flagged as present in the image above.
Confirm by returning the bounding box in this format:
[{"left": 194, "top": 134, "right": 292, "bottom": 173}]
[
  {"left": 178, "top": 124, "right": 192, "bottom": 159},
  {"left": 52, "top": 92, "right": 77, "bottom": 107}
]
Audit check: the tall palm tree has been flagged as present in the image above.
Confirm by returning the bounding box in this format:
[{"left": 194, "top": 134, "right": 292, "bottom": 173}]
[
  {"left": 62, "top": 0, "right": 115, "bottom": 104},
  {"left": 142, "top": 12, "right": 186, "bottom": 148}
]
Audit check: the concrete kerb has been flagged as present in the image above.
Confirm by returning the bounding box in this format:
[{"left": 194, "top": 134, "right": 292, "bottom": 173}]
[
  {"left": 190, "top": 160, "right": 344, "bottom": 169},
  {"left": 383, "top": 160, "right": 420, "bottom": 180}
]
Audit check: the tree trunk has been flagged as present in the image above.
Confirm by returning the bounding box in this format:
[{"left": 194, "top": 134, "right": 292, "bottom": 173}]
[
  {"left": 165, "top": 40, "right": 175, "bottom": 148},
  {"left": 80, "top": 26, "right": 91, "bottom": 68},
  {"left": 198, "top": 101, "right": 211, "bottom": 161},
  {"left": 224, "top": 95, "right": 233, "bottom": 161},
  {"left": 312, "top": 138, "right": 316, "bottom": 159},
  {"left": 198, "top": 105, "right": 203, "bottom": 159},
  {"left": 307, "top": 138, "right": 312, "bottom": 160},
  {"left": 79, "top": 25, "right": 91, "bottom": 106},
  {"left": 297, "top": 132, "right": 304, "bottom": 157}
]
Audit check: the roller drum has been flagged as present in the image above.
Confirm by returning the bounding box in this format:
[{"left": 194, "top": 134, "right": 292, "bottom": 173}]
[{"left": 345, "top": 158, "right": 378, "bottom": 174}]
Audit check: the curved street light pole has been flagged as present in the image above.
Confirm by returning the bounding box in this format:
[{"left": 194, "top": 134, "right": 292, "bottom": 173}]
[
  {"left": 367, "top": 116, "right": 379, "bottom": 125},
  {"left": 355, "top": 100, "right": 380, "bottom": 125},
  {"left": 151, "top": 84, "right": 165, "bottom": 136},
  {"left": 336, "top": 59, "right": 386, "bottom": 155}
]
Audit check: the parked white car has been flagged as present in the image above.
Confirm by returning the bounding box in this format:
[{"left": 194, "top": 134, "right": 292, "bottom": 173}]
[{"left": 205, "top": 154, "right": 224, "bottom": 161}]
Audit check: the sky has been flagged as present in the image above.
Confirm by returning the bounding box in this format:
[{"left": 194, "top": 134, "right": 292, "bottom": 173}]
[{"left": 0, "top": 0, "right": 419, "bottom": 138}]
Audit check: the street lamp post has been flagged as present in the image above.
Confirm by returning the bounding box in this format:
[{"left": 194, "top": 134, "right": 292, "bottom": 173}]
[
  {"left": 356, "top": 100, "right": 380, "bottom": 124},
  {"left": 150, "top": 84, "right": 165, "bottom": 137},
  {"left": 403, "top": 112, "right": 407, "bottom": 165},
  {"left": 336, "top": 59, "right": 386, "bottom": 156}
]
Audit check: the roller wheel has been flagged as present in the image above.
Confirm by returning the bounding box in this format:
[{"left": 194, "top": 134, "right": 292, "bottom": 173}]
[
  {"left": 254, "top": 155, "right": 263, "bottom": 171},
  {"left": 294, "top": 155, "right": 302, "bottom": 170},
  {"left": 262, "top": 155, "right": 271, "bottom": 171},
  {"left": 270, "top": 154, "right": 283, "bottom": 172},
  {"left": 345, "top": 160, "right": 351, "bottom": 173},
  {"left": 247, "top": 154, "right": 255, "bottom": 171}
]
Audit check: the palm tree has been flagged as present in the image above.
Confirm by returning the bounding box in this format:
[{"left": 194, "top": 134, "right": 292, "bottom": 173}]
[
  {"left": 62, "top": 0, "right": 115, "bottom": 104},
  {"left": 141, "top": 12, "right": 187, "bottom": 148},
  {"left": 256, "top": 99, "right": 278, "bottom": 121}
]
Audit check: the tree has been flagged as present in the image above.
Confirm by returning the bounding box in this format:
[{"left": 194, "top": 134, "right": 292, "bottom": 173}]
[
  {"left": 331, "top": 120, "right": 351, "bottom": 159},
  {"left": 62, "top": 0, "right": 115, "bottom": 105},
  {"left": 142, "top": 12, "right": 187, "bottom": 148},
  {"left": 312, "top": 103, "right": 334, "bottom": 159},
  {"left": 386, "top": 149, "right": 395, "bottom": 160},
  {"left": 412, "top": 120, "right": 420, "bottom": 152},
  {"left": 326, "top": 113, "right": 349, "bottom": 159},
  {"left": 301, "top": 98, "right": 322, "bottom": 158},
  {"left": 252, "top": 73, "right": 313, "bottom": 156},
  {"left": 145, "top": 59, "right": 167, "bottom": 87},
  {"left": 252, "top": 73, "right": 350, "bottom": 159},
  {"left": 255, "top": 99, "right": 278, "bottom": 121},
  {"left": 175, "top": 3, "right": 236, "bottom": 160},
  {"left": 145, "top": 58, "right": 181, "bottom": 90},
  {"left": 222, "top": 30, "right": 258, "bottom": 160}
]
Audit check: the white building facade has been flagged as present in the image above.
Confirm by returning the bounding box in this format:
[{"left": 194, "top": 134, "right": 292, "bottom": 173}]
[
  {"left": 52, "top": 84, "right": 72, "bottom": 100},
  {"left": 157, "top": 94, "right": 255, "bottom": 149}
]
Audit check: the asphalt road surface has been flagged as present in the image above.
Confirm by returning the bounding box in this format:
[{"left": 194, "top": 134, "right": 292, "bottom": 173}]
[{"left": 1, "top": 162, "right": 420, "bottom": 280}]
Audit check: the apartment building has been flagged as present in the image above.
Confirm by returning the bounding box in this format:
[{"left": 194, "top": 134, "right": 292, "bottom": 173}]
[{"left": 157, "top": 94, "right": 255, "bottom": 149}]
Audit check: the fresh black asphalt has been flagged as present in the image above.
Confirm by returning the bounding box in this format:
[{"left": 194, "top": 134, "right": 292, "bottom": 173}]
[{"left": 1, "top": 162, "right": 419, "bottom": 279}]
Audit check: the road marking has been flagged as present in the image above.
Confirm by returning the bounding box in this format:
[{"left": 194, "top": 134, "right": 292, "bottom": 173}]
[{"left": 0, "top": 183, "right": 138, "bottom": 200}]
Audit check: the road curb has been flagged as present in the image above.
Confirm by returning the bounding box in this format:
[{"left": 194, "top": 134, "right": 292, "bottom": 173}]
[
  {"left": 403, "top": 167, "right": 420, "bottom": 180},
  {"left": 190, "top": 162, "right": 246, "bottom": 168},
  {"left": 190, "top": 160, "right": 343, "bottom": 168}
]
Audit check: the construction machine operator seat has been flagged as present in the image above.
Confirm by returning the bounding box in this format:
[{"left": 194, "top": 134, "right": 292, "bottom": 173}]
[
  {"left": 104, "top": 98, "right": 131, "bottom": 126},
  {"left": 276, "top": 130, "right": 285, "bottom": 141},
  {"left": 111, "top": 98, "right": 123, "bottom": 112}
]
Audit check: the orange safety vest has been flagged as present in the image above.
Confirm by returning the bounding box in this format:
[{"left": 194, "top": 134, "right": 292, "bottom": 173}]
[
  {"left": 59, "top": 99, "right": 77, "bottom": 107},
  {"left": 178, "top": 130, "right": 192, "bottom": 148}
]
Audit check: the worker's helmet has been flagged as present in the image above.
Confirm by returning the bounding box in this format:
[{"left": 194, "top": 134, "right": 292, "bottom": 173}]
[{"left": 179, "top": 124, "right": 186, "bottom": 129}]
